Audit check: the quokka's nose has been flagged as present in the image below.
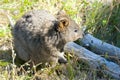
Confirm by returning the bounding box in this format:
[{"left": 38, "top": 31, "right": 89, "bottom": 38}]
[
  {"left": 82, "top": 32, "right": 85, "bottom": 37},
  {"left": 79, "top": 31, "right": 84, "bottom": 39}
]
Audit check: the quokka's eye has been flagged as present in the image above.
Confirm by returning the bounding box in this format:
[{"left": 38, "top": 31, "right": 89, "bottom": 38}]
[{"left": 74, "top": 29, "right": 78, "bottom": 32}]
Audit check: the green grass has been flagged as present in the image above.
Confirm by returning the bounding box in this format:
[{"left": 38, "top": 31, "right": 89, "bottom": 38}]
[
  {"left": 0, "top": 0, "right": 119, "bottom": 80},
  {"left": 84, "top": 0, "right": 120, "bottom": 47}
]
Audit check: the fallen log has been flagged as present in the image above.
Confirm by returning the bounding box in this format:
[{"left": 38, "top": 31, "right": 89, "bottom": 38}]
[
  {"left": 80, "top": 34, "right": 120, "bottom": 59},
  {"left": 64, "top": 42, "right": 120, "bottom": 79}
]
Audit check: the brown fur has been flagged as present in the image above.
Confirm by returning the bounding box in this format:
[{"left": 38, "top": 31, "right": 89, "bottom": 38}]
[{"left": 13, "top": 10, "right": 83, "bottom": 66}]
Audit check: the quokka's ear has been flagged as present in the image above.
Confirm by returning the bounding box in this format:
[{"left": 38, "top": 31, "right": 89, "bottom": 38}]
[
  {"left": 58, "top": 17, "right": 69, "bottom": 31},
  {"left": 57, "top": 10, "right": 66, "bottom": 16}
]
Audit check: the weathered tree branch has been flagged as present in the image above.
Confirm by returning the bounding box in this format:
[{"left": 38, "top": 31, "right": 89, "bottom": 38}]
[
  {"left": 64, "top": 42, "right": 120, "bottom": 79},
  {"left": 80, "top": 34, "right": 120, "bottom": 59}
]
